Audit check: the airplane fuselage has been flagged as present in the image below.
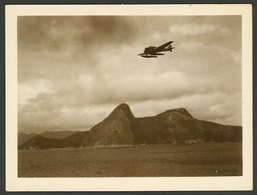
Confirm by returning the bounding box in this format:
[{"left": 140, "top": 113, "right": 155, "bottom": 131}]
[
  {"left": 144, "top": 46, "right": 174, "bottom": 55},
  {"left": 144, "top": 46, "right": 157, "bottom": 54}
]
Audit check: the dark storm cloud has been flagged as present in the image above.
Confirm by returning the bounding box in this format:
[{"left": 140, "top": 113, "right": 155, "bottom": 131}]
[
  {"left": 78, "top": 16, "right": 137, "bottom": 48},
  {"left": 18, "top": 16, "right": 138, "bottom": 83},
  {"left": 18, "top": 17, "right": 66, "bottom": 51},
  {"left": 18, "top": 16, "right": 137, "bottom": 51}
]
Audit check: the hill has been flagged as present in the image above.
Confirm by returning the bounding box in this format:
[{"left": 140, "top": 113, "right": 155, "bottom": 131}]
[
  {"left": 18, "top": 130, "right": 81, "bottom": 146},
  {"left": 19, "top": 103, "right": 242, "bottom": 149},
  {"left": 19, "top": 131, "right": 90, "bottom": 150},
  {"left": 39, "top": 130, "right": 80, "bottom": 139},
  {"left": 18, "top": 132, "right": 36, "bottom": 146},
  {"left": 82, "top": 104, "right": 136, "bottom": 147}
]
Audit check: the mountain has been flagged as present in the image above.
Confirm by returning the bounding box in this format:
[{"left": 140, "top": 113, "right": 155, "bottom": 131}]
[
  {"left": 82, "top": 104, "right": 136, "bottom": 147},
  {"left": 18, "top": 132, "right": 36, "bottom": 146},
  {"left": 134, "top": 109, "right": 241, "bottom": 144},
  {"left": 19, "top": 131, "right": 90, "bottom": 150},
  {"left": 133, "top": 108, "right": 195, "bottom": 144},
  {"left": 19, "top": 135, "right": 63, "bottom": 149},
  {"left": 18, "top": 130, "right": 81, "bottom": 147},
  {"left": 19, "top": 103, "right": 242, "bottom": 150},
  {"left": 39, "top": 130, "right": 80, "bottom": 139}
]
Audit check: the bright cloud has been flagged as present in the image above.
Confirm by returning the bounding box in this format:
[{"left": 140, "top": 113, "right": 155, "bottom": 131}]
[
  {"left": 169, "top": 23, "right": 232, "bottom": 36},
  {"left": 18, "top": 79, "right": 53, "bottom": 105}
]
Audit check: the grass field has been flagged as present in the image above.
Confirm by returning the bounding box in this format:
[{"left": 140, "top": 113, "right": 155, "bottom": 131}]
[{"left": 18, "top": 142, "right": 242, "bottom": 177}]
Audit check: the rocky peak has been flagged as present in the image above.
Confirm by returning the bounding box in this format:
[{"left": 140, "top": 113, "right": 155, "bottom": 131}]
[
  {"left": 157, "top": 107, "right": 194, "bottom": 120},
  {"left": 108, "top": 103, "right": 135, "bottom": 121},
  {"left": 176, "top": 108, "right": 194, "bottom": 119}
]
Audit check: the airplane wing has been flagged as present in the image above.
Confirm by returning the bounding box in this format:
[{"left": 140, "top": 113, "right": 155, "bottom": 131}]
[{"left": 154, "top": 41, "right": 173, "bottom": 52}]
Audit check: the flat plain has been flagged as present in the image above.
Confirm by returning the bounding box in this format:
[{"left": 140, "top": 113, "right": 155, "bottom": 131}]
[{"left": 18, "top": 142, "right": 242, "bottom": 177}]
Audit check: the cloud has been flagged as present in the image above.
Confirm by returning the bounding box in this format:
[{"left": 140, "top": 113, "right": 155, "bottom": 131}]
[
  {"left": 169, "top": 23, "right": 232, "bottom": 36},
  {"left": 18, "top": 16, "right": 242, "bottom": 133},
  {"left": 19, "top": 91, "right": 241, "bottom": 133},
  {"left": 18, "top": 16, "right": 137, "bottom": 53},
  {"left": 18, "top": 103, "right": 116, "bottom": 133},
  {"left": 130, "top": 92, "right": 241, "bottom": 126},
  {"left": 19, "top": 79, "right": 53, "bottom": 105}
]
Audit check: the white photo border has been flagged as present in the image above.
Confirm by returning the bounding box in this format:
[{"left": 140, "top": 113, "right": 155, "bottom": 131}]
[{"left": 5, "top": 4, "right": 253, "bottom": 191}]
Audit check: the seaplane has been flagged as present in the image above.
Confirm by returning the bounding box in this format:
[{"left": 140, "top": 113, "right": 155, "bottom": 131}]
[{"left": 138, "top": 41, "right": 175, "bottom": 58}]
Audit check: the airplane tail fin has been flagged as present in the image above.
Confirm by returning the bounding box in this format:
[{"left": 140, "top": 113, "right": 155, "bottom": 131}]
[
  {"left": 170, "top": 47, "right": 175, "bottom": 52},
  {"left": 167, "top": 45, "right": 175, "bottom": 52}
]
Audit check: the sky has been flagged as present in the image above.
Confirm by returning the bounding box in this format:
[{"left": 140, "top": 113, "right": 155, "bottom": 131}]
[{"left": 18, "top": 16, "right": 242, "bottom": 133}]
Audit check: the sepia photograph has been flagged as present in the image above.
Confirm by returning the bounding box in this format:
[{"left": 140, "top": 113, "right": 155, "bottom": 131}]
[{"left": 6, "top": 5, "right": 252, "bottom": 191}]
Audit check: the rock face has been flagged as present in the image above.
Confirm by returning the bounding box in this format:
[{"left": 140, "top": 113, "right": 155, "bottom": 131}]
[
  {"left": 19, "top": 103, "right": 242, "bottom": 150},
  {"left": 82, "top": 104, "right": 136, "bottom": 146}
]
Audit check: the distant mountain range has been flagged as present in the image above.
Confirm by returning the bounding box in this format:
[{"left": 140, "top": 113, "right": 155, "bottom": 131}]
[
  {"left": 18, "top": 130, "right": 81, "bottom": 146},
  {"left": 19, "top": 103, "right": 242, "bottom": 150}
]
